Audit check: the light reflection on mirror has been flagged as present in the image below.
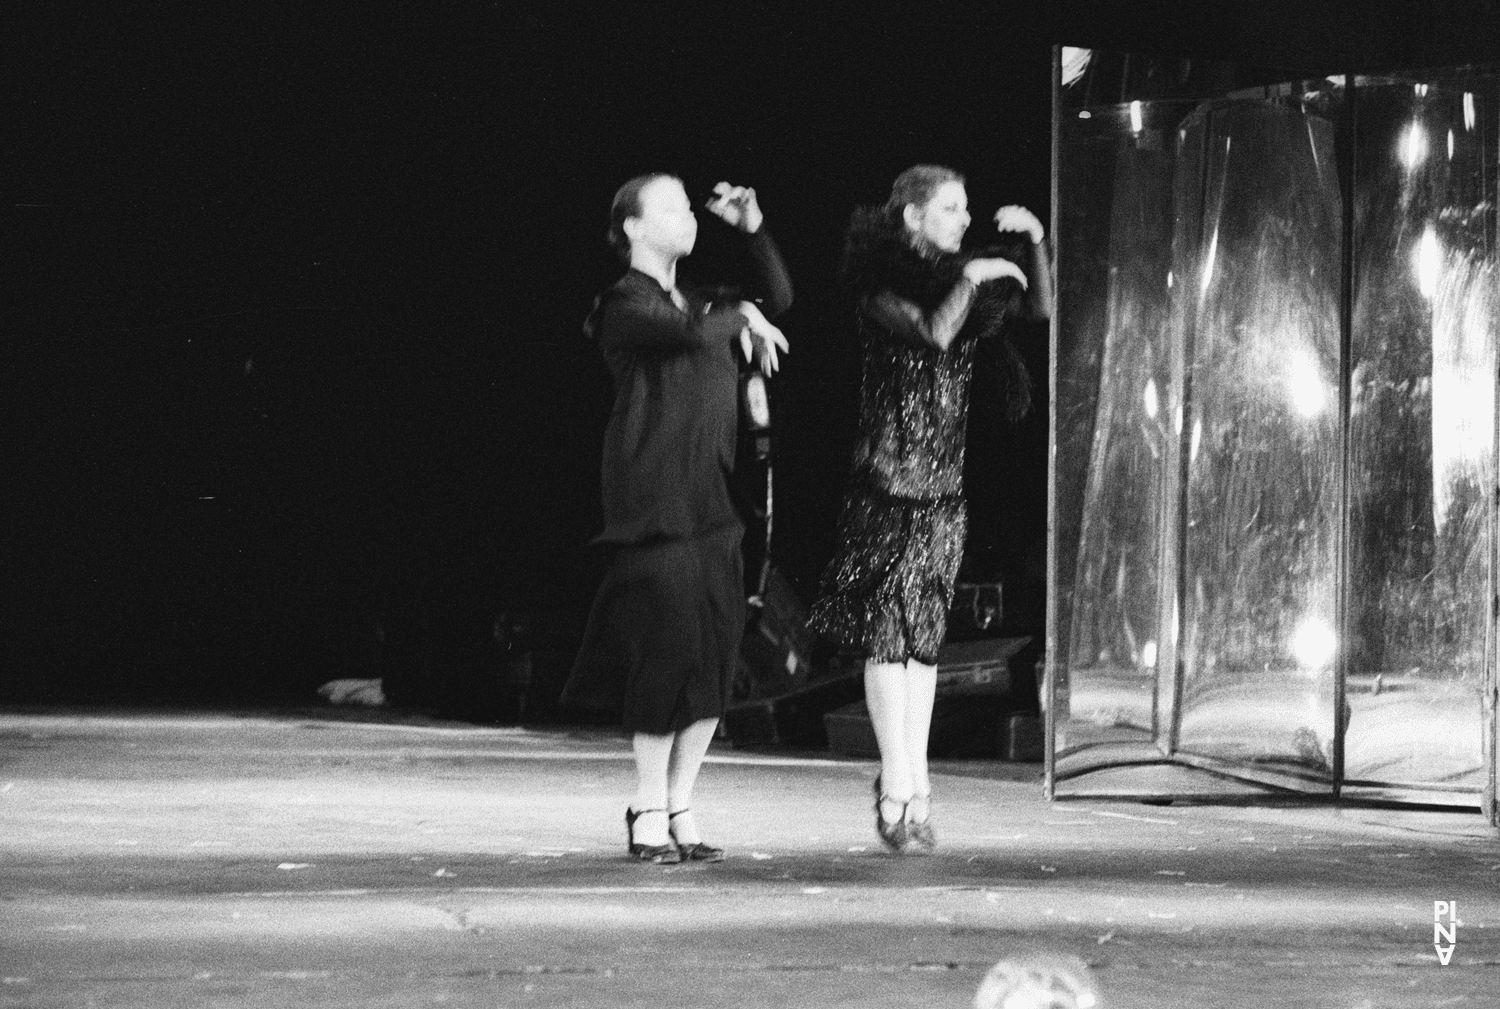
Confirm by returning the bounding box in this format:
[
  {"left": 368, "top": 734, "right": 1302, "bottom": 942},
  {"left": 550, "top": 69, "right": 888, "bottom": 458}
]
[
  {"left": 1415, "top": 225, "right": 1441, "bottom": 298},
  {"left": 1286, "top": 349, "right": 1328, "bottom": 417},
  {"left": 1200, "top": 225, "right": 1219, "bottom": 294},
  {"left": 1143, "top": 377, "right": 1159, "bottom": 418},
  {"left": 1141, "top": 640, "right": 1158, "bottom": 668},
  {"left": 1430, "top": 247, "right": 1496, "bottom": 529},
  {"left": 1401, "top": 121, "right": 1428, "bottom": 169},
  {"left": 1292, "top": 617, "right": 1337, "bottom": 669}
]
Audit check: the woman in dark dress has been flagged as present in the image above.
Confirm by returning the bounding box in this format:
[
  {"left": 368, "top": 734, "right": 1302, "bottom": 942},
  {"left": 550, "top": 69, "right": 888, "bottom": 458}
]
[
  {"left": 809, "top": 165, "right": 1051, "bottom": 853},
  {"left": 563, "top": 174, "right": 792, "bottom": 863}
]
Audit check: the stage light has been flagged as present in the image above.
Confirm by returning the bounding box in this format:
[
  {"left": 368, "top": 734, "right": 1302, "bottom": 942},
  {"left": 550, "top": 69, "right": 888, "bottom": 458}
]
[
  {"left": 1130, "top": 100, "right": 1143, "bottom": 134},
  {"left": 1143, "top": 377, "right": 1159, "bottom": 419},
  {"left": 1464, "top": 92, "right": 1476, "bottom": 131},
  {"left": 1141, "top": 640, "right": 1158, "bottom": 669}
]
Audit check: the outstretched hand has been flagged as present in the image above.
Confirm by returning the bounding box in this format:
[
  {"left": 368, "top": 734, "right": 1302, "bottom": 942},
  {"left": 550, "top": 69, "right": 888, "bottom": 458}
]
[
  {"left": 706, "top": 182, "right": 764, "bottom": 233},
  {"left": 738, "top": 300, "right": 788, "bottom": 376},
  {"left": 994, "top": 204, "right": 1044, "bottom": 244}
]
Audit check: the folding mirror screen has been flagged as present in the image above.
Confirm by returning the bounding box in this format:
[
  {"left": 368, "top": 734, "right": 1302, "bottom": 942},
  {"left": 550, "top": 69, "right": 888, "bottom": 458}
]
[{"left": 1047, "top": 47, "right": 1500, "bottom": 824}]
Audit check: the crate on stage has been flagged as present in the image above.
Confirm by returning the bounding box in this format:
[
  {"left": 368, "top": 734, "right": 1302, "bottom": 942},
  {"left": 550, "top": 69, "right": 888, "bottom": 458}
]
[
  {"left": 823, "top": 636, "right": 1036, "bottom": 759},
  {"left": 824, "top": 695, "right": 1015, "bottom": 758},
  {"left": 1006, "top": 713, "right": 1044, "bottom": 761},
  {"left": 934, "top": 636, "right": 1031, "bottom": 695},
  {"left": 734, "top": 566, "right": 814, "bottom": 703},
  {"left": 722, "top": 672, "right": 863, "bottom": 748}
]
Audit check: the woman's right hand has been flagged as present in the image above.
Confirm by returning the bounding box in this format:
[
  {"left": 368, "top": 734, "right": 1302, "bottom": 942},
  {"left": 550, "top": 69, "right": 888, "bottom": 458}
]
[
  {"left": 963, "top": 256, "right": 1028, "bottom": 289},
  {"left": 738, "top": 300, "right": 789, "bottom": 375}
]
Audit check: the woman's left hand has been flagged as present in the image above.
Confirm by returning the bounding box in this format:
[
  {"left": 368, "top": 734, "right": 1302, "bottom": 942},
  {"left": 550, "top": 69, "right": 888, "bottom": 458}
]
[
  {"left": 994, "top": 205, "right": 1044, "bottom": 244},
  {"left": 738, "top": 300, "right": 788, "bottom": 375},
  {"left": 706, "top": 182, "right": 764, "bottom": 234}
]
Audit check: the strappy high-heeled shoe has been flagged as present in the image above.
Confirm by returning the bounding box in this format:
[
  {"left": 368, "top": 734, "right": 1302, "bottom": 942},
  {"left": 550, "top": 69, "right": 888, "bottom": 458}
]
[
  {"left": 625, "top": 807, "right": 680, "bottom": 863},
  {"left": 872, "top": 775, "right": 913, "bottom": 853},
  {"left": 668, "top": 808, "right": 725, "bottom": 862}
]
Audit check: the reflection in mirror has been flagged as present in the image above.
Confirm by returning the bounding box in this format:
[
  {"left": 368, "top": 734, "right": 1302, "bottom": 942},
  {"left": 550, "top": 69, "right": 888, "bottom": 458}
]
[
  {"left": 1172, "top": 100, "right": 1344, "bottom": 780},
  {"left": 1345, "top": 76, "right": 1497, "bottom": 796},
  {"left": 1052, "top": 55, "right": 1221, "bottom": 760},
  {"left": 1061, "top": 132, "right": 1176, "bottom": 746}
]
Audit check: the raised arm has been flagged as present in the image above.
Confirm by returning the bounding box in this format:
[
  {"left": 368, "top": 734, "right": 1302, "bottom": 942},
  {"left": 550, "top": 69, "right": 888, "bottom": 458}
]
[
  {"left": 862, "top": 254, "right": 1028, "bottom": 353},
  {"left": 704, "top": 182, "right": 793, "bottom": 319},
  {"left": 744, "top": 229, "right": 794, "bottom": 319},
  {"left": 590, "top": 280, "right": 746, "bottom": 355},
  {"left": 1023, "top": 237, "right": 1054, "bottom": 322},
  {"left": 862, "top": 280, "right": 977, "bottom": 353},
  {"left": 995, "top": 205, "right": 1053, "bottom": 322}
]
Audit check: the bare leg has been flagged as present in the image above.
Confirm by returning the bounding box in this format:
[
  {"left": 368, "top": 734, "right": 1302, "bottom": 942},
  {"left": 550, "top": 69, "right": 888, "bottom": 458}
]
[
  {"left": 665, "top": 717, "right": 719, "bottom": 844},
  {"left": 865, "top": 660, "right": 913, "bottom": 810},
  {"left": 903, "top": 659, "right": 938, "bottom": 822},
  {"left": 631, "top": 732, "right": 673, "bottom": 846}
]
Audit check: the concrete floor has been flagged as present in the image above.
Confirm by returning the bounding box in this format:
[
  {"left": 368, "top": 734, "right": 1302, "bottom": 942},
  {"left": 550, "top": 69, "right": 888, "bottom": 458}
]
[{"left": 1, "top": 709, "right": 1496, "bottom": 1008}]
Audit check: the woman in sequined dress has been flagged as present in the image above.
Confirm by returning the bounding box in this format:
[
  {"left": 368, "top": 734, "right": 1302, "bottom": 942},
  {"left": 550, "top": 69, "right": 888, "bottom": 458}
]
[{"left": 809, "top": 165, "right": 1052, "bottom": 853}]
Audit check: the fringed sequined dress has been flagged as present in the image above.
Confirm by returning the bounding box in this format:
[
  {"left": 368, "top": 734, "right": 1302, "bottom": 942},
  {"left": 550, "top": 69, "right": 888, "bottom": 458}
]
[{"left": 809, "top": 208, "right": 1031, "bottom": 665}]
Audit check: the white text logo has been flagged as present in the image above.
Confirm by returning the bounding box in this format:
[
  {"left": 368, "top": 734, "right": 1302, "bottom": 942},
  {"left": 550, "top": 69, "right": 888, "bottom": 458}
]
[{"left": 1433, "top": 900, "right": 1458, "bottom": 965}]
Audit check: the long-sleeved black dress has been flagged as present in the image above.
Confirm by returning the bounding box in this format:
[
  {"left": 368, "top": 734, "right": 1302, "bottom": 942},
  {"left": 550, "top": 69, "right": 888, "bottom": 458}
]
[{"left": 563, "top": 230, "right": 793, "bottom": 733}]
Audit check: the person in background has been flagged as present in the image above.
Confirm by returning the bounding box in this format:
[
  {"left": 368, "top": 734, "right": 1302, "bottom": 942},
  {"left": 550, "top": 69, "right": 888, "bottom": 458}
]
[
  {"left": 809, "top": 165, "right": 1051, "bottom": 853},
  {"left": 562, "top": 174, "right": 792, "bottom": 863}
]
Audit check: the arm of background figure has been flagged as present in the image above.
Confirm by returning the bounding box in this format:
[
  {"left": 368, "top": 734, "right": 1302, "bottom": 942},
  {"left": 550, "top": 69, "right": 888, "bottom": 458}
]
[{"left": 861, "top": 280, "right": 977, "bottom": 353}]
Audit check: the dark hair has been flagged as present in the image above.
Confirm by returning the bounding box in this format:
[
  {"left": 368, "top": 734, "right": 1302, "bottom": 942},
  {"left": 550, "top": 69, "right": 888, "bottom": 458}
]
[
  {"left": 607, "top": 173, "right": 678, "bottom": 262},
  {"left": 882, "top": 164, "right": 965, "bottom": 224}
]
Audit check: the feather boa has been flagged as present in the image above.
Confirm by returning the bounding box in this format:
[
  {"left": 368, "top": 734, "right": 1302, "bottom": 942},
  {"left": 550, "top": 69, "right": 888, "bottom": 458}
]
[{"left": 839, "top": 206, "right": 1034, "bottom": 419}]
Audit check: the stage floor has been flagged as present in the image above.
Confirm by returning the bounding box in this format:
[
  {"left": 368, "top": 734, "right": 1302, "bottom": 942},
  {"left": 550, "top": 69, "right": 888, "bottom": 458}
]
[{"left": 1, "top": 708, "right": 1495, "bottom": 1008}]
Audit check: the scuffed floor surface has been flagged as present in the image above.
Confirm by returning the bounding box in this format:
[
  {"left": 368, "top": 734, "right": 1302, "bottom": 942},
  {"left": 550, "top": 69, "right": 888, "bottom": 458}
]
[{"left": 0, "top": 710, "right": 1496, "bottom": 1008}]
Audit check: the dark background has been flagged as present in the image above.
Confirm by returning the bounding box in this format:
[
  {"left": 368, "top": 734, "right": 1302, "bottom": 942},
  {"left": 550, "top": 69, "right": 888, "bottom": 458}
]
[{"left": 9, "top": 3, "right": 1499, "bottom": 708}]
